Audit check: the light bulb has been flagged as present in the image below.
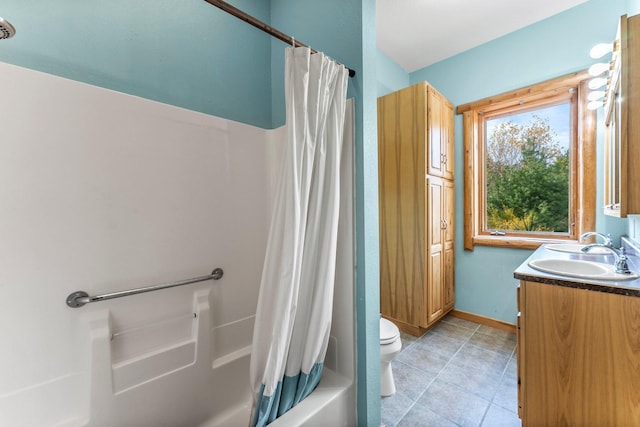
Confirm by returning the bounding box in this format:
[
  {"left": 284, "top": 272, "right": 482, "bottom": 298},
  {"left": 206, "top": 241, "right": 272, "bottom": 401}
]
[
  {"left": 588, "top": 90, "right": 605, "bottom": 101},
  {"left": 590, "top": 43, "right": 614, "bottom": 59},
  {"left": 588, "top": 77, "right": 607, "bottom": 90},
  {"left": 588, "top": 62, "right": 609, "bottom": 77},
  {"left": 587, "top": 100, "right": 604, "bottom": 110}
]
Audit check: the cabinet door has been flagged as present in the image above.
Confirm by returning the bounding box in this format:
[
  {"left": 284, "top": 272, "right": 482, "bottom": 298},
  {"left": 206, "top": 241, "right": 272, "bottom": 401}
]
[
  {"left": 443, "top": 246, "right": 454, "bottom": 311},
  {"left": 427, "top": 88, "right": 444, "bottom": 177},
  {"left": 425, "top": 177, "right": 444, "bottom": 325},
  {"left": 427, "top": 87, "right": 455, "bottom": 180},
  {"left": 516, "top": 285, "right": 524, "bottom": 419},
  {"left": 443, "top": 100, "right": 455, "bottom": 180},
  {"left": 443, "top": 180, "right": 455, "bottom": 310},
  {"left": 521, "top": 281, "right": 640, "bottom": 426}
]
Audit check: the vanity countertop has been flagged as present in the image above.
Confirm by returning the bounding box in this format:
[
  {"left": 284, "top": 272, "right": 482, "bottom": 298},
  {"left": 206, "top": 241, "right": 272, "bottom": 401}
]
[{"left": 514, "top": 237, "right": 640, "bottom": 297}]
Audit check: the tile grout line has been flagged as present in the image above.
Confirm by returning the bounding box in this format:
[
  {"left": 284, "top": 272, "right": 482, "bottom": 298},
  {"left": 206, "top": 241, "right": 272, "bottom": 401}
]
[
  {"left": 476, "top": 343, "right": 518, "bottom": 426},
  {"left": 428, "top": 326, "right": 512, "bottom": 427},
  {"left": 391, "top": 318, "right": 518, "bottom": 427},
  {"left": 395, "top": 322, "right": 480, "bottom": 427}
]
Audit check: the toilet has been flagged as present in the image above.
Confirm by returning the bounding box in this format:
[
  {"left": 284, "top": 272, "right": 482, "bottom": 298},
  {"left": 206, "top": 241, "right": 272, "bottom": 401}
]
[{"left": 380, "top": 317, "right": 402, "bottom": 396}]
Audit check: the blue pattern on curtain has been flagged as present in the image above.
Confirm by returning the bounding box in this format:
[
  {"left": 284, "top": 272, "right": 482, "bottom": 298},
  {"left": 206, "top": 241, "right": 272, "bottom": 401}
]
[{"left": 252, "top": 363, "right": 324, "bottom": 426}]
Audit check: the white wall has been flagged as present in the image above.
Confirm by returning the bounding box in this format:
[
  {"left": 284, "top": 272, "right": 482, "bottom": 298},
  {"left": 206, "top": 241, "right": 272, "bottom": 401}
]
[{"left": 0, "top": 62, "right": 272, "bottom": 425}]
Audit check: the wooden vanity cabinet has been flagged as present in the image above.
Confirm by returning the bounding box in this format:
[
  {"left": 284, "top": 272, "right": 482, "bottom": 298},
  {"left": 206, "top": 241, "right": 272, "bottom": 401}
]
[
  {"left": 378, "top": 82, "right": 455, "bottom": 336},
  {"left": 604, "top": 14, "right": 640, "bottom": 217},
  {"left": 517, "top": 280, "right": 640, "bottom": 426}
]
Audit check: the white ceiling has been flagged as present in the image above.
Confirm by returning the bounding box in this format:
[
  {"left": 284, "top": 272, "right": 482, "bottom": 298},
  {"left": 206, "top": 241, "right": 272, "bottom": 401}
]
[{"left": 376, "top": 0, "right": 589, "bottom": 73}]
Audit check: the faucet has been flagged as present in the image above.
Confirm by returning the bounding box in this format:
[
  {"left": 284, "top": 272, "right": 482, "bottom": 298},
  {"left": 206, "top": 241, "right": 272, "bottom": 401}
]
[
  {"left": 580, "top": 231, "right": 613, "bottom": 247},
  {"left": 581, "top": 244, "right": 632, "bottom": 274}
]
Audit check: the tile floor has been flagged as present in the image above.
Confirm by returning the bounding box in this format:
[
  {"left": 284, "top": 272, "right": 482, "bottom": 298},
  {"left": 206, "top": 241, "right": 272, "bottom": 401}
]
[{"left": 381, "top": 315, "right": 521, "bottom": 427}]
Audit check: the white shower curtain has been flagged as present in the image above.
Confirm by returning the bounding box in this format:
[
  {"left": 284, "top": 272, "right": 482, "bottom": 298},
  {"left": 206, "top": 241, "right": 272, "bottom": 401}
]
[{"left": 249, "top": 47, "right": 349, "bottom": 426}]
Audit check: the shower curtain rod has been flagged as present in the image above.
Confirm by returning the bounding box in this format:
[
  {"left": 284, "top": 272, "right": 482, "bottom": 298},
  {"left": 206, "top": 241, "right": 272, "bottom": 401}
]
[{"left": 203, "top": 0, "right": 356, "bottom": 78}]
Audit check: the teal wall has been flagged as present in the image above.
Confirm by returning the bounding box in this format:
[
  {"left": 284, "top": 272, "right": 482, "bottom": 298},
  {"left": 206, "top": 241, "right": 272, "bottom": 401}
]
[
  {"left": 359, "top": 2, "right": 380, "bottom": 424},
  {"left": 0, "top": 1, "right": 273, "bottom": 128},
  {"left": 377, "top": 49, "right": 409, "bottom": 97},
  {"left": 410, "top": 0, "right": 629, "bottom": 323}
]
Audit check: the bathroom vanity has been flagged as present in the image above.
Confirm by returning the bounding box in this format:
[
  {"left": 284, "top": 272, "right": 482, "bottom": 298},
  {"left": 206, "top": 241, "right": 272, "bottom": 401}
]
[{"left": 514, "top": 238, "right": 640, "bottom": 427}]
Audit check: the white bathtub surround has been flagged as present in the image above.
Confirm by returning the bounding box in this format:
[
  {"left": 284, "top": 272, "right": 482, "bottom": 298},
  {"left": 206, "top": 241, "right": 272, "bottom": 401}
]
[
  {"left": 0, "top": 61, "right": 355, "bottom": 426},
  {"left": 249, "top": 47, "right": 350, "bottom": 426}
]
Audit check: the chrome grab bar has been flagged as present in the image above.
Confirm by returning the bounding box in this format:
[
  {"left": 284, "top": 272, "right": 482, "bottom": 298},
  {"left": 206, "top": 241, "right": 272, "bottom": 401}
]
[{"left": 66, "top": 268, "right": 224, "bottom": 308}]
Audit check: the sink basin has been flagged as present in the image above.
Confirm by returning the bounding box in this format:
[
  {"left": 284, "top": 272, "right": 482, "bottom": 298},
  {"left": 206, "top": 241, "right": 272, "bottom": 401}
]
[
  {"left": 545, "top": 243, "right": 610, "bottom": 255},
  {"left": 528, "top": 258, "right": 639, "bottom": 281}
]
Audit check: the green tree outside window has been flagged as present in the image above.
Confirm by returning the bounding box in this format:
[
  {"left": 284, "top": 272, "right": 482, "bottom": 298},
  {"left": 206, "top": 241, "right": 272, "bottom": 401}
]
[{"left": 485, "top": 111, "right": 570, "bottom": 233}]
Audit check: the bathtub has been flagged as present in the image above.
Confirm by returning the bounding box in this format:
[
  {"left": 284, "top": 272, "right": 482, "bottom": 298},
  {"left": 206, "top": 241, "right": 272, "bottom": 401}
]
[{"left": 200, "top": 349, "right": 353, "bottom": 427}]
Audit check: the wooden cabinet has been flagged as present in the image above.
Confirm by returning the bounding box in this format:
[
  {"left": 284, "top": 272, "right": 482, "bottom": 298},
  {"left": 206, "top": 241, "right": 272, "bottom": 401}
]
[
  {"left": 378, "top": 82, "right": 455, "bottom": 336},
  {"left": 427, "top": 87, "right": 455, "bottom": 180},
  {"left": 604, "top": 14, "right": 640, "bottom": 217},
  {"left": 517, "top": 280, "right": 640, "bottom": 426},
  {"left": 426, "top": 177, "right": 455, "bottom": 324},
  {"left": 442, "top": 179, "right": 455, "bottom": 311}
]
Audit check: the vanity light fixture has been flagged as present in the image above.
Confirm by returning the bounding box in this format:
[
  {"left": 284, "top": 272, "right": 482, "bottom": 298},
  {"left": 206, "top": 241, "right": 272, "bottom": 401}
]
[
  {"left": 588, "top": 77, "right": 608, "bottom": 90},
  {"left": 590, "top": 42, "right": 614, "bottom": 59},
  {"left": 586, "top": 40, "right": 616, "bottom": 109},
  {"left": 588, "top": 90, "right": 606, "bottom": 101},
  {"left": 588, "top": 62, "right": 610, "bottom": 76},
  {"left": 587, "top": 100, "right": 604, "bottom": 110}
]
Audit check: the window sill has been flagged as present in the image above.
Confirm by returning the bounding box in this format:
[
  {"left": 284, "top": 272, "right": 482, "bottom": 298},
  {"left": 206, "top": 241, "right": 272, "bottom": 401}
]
[{"left": 470, "top": 235, "right": 577, "bottom": 250}]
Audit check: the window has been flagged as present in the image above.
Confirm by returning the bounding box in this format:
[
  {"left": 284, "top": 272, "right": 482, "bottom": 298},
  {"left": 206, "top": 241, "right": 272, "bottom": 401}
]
[{"left": 457, "top": 71, "right": 596, "bottom": 250}]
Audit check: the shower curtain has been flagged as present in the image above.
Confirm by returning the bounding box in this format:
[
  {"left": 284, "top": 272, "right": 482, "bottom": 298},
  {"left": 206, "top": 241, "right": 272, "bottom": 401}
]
[{"left": 249, "top": 46, "right": 349, "bottom": 427}]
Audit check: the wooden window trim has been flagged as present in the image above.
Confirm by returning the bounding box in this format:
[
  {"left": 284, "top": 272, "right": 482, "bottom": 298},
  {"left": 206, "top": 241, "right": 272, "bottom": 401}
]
[{"left": 458, "top": 71, "right": 596, "bottom": 251}]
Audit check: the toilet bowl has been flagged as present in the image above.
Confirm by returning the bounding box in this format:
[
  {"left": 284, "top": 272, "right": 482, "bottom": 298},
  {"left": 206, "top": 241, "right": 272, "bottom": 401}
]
[{"left": 380, "top": 317, "right": 402, "bottom": 396}]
